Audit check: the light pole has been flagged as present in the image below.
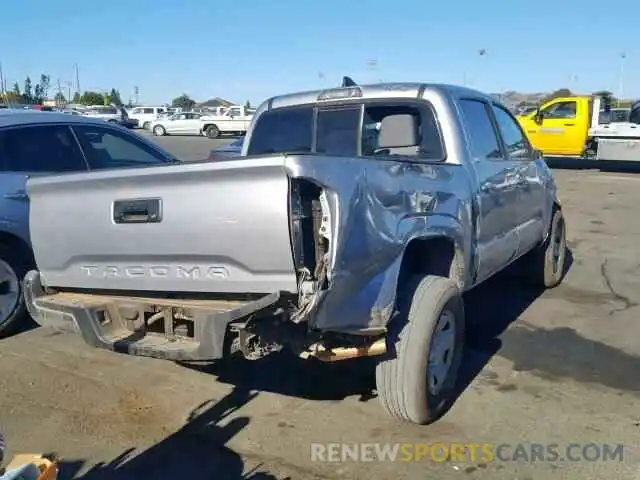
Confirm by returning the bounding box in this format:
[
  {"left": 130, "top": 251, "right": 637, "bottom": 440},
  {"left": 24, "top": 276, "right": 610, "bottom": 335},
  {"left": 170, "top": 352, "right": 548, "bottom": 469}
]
[
  {"left": 367, "top": 58, "right": 379, "bottom": 83},
  {"left": 618, "top": 52, "right": 626, "bottom": 106},
  {"left": 477, "top": 48, "right": 487, "bottom": 91}
]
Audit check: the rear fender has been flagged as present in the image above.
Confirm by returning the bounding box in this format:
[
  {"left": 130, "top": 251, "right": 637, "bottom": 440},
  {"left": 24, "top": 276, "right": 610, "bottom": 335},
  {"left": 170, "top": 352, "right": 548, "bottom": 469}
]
[{"left": 310, "top": 213, "right": 469, "bottom": 333}]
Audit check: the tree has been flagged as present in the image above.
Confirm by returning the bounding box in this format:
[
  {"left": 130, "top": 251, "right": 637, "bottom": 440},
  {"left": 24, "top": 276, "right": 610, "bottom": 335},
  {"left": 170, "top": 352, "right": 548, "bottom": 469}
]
[
  {"left": 12, "top": 82, "right": 20, "bottom": 97},
  {"left": 54, "top": 92, "right": 66, "bottom": 104},
  {"left": 5, "top": 91, "right": 21, "bottom": 103},
  {"left": 72, "top": 92, "right": 82, "bottom": 104},
  {"left": 244, "top": 100, "right": 251, "bottom": 109},
  {"left": 80, "top": 91, "right": 104, "bottom": 105},
  {"left": 23, "top": 76, "right": 33, "bottom": 104},
  {"left": 108, "top": 88, "right": 123, "bottom": 106},
  {"left": 171, "top": 94, "right": 196, "bottom": 110},
  {"left": 39, "top": 74, "right": 50, "bottom": 99}
]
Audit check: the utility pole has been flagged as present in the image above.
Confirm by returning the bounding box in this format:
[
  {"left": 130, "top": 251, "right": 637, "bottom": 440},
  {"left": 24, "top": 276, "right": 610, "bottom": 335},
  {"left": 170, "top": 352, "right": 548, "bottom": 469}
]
[
  {"left": 74, "top": 63, "right": 80, "bottom": 96},
  {"left": 134, "top": 85, "right": 139, "bottom": 105},
  {"left": 57, "top": 78, "right": 62, "bottom": 106},
  {"left": 0, "top": 62, "right": 6, "bottom": 103}
]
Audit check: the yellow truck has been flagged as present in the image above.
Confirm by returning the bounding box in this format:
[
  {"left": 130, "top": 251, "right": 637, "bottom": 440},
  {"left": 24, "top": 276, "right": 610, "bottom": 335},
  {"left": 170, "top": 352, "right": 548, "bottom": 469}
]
[{"left": 517, "top": 95, "right": 640, "bottom": 161}]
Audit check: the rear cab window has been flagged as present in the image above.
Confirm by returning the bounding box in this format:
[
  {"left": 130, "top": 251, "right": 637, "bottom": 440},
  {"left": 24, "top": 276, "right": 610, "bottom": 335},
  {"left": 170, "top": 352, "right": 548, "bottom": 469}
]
[{"left": 247, "top": 100, "right": 445, "bottom": 161}]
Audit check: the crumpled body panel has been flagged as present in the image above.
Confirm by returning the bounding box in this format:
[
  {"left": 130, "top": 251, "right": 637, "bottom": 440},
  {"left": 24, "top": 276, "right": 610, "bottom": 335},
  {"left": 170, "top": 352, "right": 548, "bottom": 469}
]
[{"left": 285, "top": 155, "right": 474, "bottom": 333}]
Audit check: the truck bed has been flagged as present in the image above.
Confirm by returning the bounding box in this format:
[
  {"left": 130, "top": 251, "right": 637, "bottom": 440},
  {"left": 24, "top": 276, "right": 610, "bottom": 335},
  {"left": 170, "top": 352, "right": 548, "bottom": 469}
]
[{"left": 26, "top": 156, "right": 298, "bottom": 294}]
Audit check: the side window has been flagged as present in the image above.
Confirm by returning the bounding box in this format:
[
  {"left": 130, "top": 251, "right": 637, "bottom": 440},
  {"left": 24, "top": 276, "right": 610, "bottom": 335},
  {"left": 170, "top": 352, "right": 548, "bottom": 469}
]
[
  {"left": 361, "top": 103, "right": 444, "bottom": 160},
  {"left": 72, "top": 125, "right": 172, "bottom": 169},
  {"left": 459, "top": 99, "right": 503, "bottom": 160},
  {"left": 541, "top": 101, "right": 576, "bottom": 119},
  {"left": 142, "top": 108, "right": 154, "bottom": 114},
  {"left": 316, "top": 107, "right": 360, "bottom": 156},
  {"left": 491, "top": 105, "right": 531, "bottom": 161},
  {"left": 247, "top": 107, "right": 313, "bottom": 155},
  {"left": 0, "top": 125, "right": 87, "bottom": 172}
]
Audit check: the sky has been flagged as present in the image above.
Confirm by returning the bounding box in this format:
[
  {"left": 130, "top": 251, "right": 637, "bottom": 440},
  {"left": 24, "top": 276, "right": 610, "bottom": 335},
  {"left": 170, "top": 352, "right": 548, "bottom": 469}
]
[{"left": 1, "top": 0, "right": 639, "bottom": 106}]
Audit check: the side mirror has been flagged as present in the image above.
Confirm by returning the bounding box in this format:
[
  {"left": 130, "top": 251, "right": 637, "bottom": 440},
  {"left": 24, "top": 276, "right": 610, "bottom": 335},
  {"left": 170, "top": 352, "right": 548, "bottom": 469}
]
[
  {"left": 534, "top": 110, "right": 544, "bottom": 125},
  {"left": 532, "top": 149, "right": 543, "bottom": 161}
]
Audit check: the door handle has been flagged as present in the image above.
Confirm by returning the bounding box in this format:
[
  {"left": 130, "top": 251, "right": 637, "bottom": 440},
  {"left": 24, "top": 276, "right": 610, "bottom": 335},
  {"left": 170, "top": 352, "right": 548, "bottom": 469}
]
[
  {"left": 564, "top": 123, "right": 575, "bottom": 126},
  {"left": 527, "top": 130, "right": 537, "bottom": 134},
  {"left": 113, "top": 198, "right": 162, "bottom": 224},
  {"left": 4, "top": 190, "right": 28, "bottom": 201}
]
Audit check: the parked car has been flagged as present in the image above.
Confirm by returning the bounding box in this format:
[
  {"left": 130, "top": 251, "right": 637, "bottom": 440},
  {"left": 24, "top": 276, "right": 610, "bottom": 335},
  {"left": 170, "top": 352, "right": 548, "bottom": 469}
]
[
  {"left": 23, "top": 82, "right": 566, "bottom": 424},
  {"left": 149, "top": 112, "right": 206, "bottom": 136},
  {"left": 207, "top": 137, "right": 244, "bottom": 160},
  {"left": 0, "top": 111, "right": 180, "bottom": 336},
  {"left": 128, "top": 106, "right": 171, "bottom": 130},
  {"left": 82, "top": 105, "right": 136, "bottom": 129}
]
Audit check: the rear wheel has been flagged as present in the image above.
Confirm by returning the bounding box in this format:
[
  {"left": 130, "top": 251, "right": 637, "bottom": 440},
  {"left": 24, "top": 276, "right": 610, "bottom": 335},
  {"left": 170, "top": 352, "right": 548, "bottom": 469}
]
[
  {"left": 153, "top": 125, "right": 166, "bottom": 136},
  {"left": 0, "top": 244, "right": 33, "bottom": 337},
  {"left": 375, "top": 275, "right": 465, "bottom": 424},
  {"left": 142, "top": 121, "right": 151, "bottom": 130},
  {"left": 205, "top": 125, "right": 220, "bottom": 139}
]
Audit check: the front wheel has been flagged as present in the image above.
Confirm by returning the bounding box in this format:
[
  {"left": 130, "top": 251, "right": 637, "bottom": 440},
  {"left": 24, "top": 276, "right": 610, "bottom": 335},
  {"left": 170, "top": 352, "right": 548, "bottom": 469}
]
[
  {"left": 0, "top": 244, "right": 33, "bottom": 337},
  {"left": 375, "top": 275, "right": 465, "bottom": 424},
  {"left": 205, "top": 125, "right": 220, "bottom": 139},
  {"left": 142, "top": 121, "right": 151, "bottom": 130},
  {"left": 153, "top": 125, "right": 166, "bottom": 136},
  {"left": 519, "top": 208, "right": 567, "bottom": 288}
]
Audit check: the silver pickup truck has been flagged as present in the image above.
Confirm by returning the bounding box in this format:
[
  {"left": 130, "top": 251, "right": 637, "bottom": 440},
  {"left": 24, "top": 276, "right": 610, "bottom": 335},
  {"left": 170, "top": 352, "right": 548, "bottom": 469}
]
[{"left": 23, "top": 81, "right": 566, "bottom": 425}]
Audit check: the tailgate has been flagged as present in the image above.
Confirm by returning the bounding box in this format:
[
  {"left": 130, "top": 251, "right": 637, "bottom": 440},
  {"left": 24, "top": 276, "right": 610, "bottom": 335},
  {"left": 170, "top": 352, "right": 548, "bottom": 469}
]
[{"left": 27, "top": 157, "right": 298, "bottom": 294}]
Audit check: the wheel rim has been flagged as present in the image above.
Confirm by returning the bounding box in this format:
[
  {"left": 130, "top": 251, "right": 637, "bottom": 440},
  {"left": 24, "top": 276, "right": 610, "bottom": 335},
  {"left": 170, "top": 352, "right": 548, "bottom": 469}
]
[
  {"left": 427, "top": 309, "right": 456, "bottom": 395},
  {"left": 0, "top": 259, "right": 20, "bottom": 326},
  {"left": 154, "top": 127, "right": 163, "bottom": 135},
  {"left": 551, "top": 217, "right": 566, "bottom": 275}
]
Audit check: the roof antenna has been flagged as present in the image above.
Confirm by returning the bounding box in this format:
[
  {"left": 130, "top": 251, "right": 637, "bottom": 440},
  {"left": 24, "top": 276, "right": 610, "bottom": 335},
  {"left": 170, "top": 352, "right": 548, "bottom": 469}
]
[{"left": 341, "top": 76, "right": 357, "bottom": 87}]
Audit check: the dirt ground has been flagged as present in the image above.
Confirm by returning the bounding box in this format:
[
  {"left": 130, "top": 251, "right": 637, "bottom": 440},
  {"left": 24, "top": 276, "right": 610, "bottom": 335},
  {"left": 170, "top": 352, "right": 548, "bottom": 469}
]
[{"left": 0, "top": 163, "right": 639, "bottom": 480}]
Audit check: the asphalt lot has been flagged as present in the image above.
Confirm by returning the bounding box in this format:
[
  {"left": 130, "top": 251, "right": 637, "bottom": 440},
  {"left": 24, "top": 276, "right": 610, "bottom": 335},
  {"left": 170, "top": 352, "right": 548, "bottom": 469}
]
[
  {"left": 138, "top": 130, "right": 235, "bottom": 161},
  {"left": 1, "top": 135, "right": 639, "bottom": 479}
]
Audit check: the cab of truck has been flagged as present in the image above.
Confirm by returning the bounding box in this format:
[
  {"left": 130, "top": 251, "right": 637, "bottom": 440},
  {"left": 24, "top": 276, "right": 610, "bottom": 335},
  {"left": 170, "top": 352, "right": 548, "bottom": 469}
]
[{"left": 517, "top": 96, "right": 591, "bottom": 156}]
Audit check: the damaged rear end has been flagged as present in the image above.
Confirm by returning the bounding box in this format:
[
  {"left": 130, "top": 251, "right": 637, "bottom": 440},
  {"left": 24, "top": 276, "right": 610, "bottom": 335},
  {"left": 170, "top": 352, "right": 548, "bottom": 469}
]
[{"left": 24, "top": 157, "right": 384, "bottom": 361}]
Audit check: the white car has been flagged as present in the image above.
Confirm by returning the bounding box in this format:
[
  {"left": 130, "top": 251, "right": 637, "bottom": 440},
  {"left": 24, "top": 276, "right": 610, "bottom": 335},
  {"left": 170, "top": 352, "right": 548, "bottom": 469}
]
[
  {"left": 128, "top": 106, "right": 171, "bottom": 129},
  {"left": 149, "top": 112, "right": 206, "bottom": 136}
]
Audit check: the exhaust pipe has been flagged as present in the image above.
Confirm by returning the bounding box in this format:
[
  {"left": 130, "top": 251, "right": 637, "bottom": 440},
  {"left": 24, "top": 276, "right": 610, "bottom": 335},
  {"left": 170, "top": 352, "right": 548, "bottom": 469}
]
[{"left": 300, "top": 338, "right": 387, "bottom": 362}]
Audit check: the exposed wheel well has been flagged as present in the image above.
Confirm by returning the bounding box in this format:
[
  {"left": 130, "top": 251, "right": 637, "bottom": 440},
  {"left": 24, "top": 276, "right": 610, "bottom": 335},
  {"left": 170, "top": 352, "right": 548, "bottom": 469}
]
[
  {"left": 396, "top": 237, "right": 464, "bottom": 293},
  {"left": 0, "top": 232, "right": 34, "bottom": 264}
]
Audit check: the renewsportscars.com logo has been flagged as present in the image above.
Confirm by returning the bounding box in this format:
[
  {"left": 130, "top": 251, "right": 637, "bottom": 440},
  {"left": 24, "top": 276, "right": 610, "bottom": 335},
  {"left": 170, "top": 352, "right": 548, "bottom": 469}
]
[{"left": 310, "top": 443, "right": 625, "bottom": 463}]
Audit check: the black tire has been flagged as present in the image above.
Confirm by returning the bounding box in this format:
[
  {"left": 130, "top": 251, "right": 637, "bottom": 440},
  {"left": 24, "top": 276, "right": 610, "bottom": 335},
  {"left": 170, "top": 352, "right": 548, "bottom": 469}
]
[
  {"left": 0, "top": 243, "right": 34, "bottom": 338},
  {"left": 520, "top": 208, "right": 567, "bottom": 288},
  {"left": 142, "top": 121, "right": 150, "bottom": 130},
  {"left": 205, "top": 125, "right": 220, "bottom": 139},
  {"left": 376, "top": 275, "right": 465, "bottom": 424},
  {"left": 153, "top": 125, "right": 166, "bottom": 136}
]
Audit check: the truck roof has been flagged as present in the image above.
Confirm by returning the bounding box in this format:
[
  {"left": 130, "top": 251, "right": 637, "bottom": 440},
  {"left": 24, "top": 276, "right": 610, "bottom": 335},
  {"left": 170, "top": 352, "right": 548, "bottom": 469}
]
[{"left": 264, "top": 82, "right": 497, "bottom": 111}]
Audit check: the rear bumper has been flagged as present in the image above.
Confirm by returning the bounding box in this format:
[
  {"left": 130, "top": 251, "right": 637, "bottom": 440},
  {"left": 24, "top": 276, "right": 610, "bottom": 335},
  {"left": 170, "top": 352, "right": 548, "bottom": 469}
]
[{"left": 23, "top": 270, "right": 280, "bottom": 361}]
